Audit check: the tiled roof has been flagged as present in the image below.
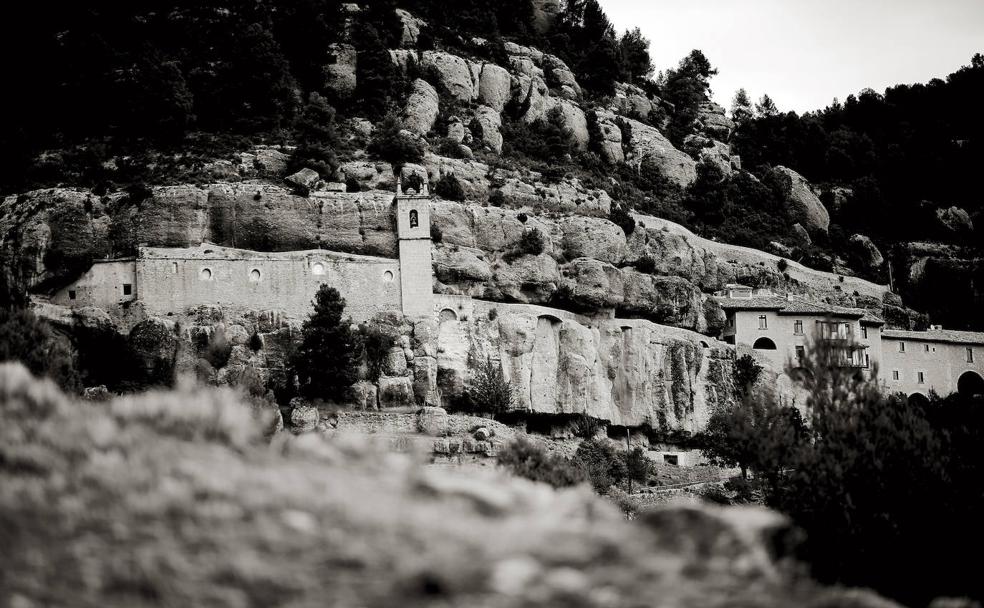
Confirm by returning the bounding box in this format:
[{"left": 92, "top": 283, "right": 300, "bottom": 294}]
[
  {"left": 882, "top": 328, "right": 984, "bottom": 345},
  {"left": 713, "top": 296, "right": 787, "bottom": 310},
  {"left": 714, "top": 294, "right": 881, "bottom": 323}
]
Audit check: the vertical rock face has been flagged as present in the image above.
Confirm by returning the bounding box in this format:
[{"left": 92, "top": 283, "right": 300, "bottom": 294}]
[{"left": 436, "top": 301, "right": 734, "bottom": 431}]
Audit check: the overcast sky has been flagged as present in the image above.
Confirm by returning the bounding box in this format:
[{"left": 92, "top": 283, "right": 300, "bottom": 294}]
[{"left": 601, "top": 0, "right": 984, "bottom": 114}]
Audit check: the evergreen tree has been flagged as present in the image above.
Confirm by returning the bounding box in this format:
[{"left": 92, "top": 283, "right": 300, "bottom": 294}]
[
  {"left": 731, "top": 88, "right": 754, "bottom": 124},
  {"left": 291, "top": 93, "right": 340, "bottom": 178},
  {"left": 368, "top": 114, "right": 425, "bottom": 169},
  {"left": 660, "top": 49, "right": 718, "bottom": 145},
  {"left": 352, "top": 22, "right": 403, "bottom": 119},
  {"left": 755, "top": 94, "right": 779, "bottom": 117},
  {"left": 617, "top": 28, "right": 654, "bottom": 85},
  {"left": 291, "top": 285, "right": 358, "bottom": 402}
]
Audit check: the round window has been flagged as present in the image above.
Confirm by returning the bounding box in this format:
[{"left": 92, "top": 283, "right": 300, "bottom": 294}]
[
  {"left": 200, "top": 268, "right": 212, "bottom": 281},
  {"left": 312, "top": 262, "right": 325, "bottom": 276},
  {"left": 383, "top": 270, "right": 394, "bottom": 283},
  {"left": 249, "top": 269, "right": 262, "bottom": 282}
]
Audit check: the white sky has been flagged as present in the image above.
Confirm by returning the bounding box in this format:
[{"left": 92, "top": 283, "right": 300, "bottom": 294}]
[{"left": 601, "top": 0, "right": 984, "bottom": 113}]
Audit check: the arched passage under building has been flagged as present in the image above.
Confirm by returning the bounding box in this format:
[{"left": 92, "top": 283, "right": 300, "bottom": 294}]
[
  {"left": 957, "top": 371, "right": 984, "bottom": 398},
  {"left": 908, "top": 392, "right": 930, "bottom": 407},
  {"left": 753, "top": 337, "right": 777, "bottom": 350}
]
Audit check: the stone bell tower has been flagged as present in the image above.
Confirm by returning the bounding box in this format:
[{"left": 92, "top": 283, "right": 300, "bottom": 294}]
[{"left": 395, "top": 178, "right": 434, "bottom": 319}]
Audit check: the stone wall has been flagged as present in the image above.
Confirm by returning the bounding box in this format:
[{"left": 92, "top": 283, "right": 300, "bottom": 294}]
[
  {"left": 137, "top": 244, "right": 402, "bottom": 324},
  {"left": 51, "top": 259, "right": 137, "bottom": 310}
]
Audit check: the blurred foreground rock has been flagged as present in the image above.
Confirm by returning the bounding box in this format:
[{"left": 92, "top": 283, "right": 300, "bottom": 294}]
[{"left": 0, "top": 363, "right": 900, "bottom": 608}]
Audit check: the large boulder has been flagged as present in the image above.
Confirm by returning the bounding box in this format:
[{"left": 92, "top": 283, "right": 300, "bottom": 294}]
[
  {"left": 338, "top": 161, "right": 396, "bottom": 191},
  {"left": 623, "top": 118, "right": 698, "bottom": 188},
  {"left": 542, "top": 54, "right": 581, "bottom": 99},
  {"left": 395, "top": 8, "right": 426, "bottom": 47},
  {"left": 129, "top": 318, "right": 178, "bottom": 384},
  {"left": 420, "top": 51, "right": 475, "bottom": 102},
  {"left": 548, "top": 99, "right": 589, "bottom": 151},
  {"left": 848, "top": 234, "right": 884, "bottom": 275},
  {"left": 594, "top": 110, "right": 625, "bottom": 164},
  {"left": 477, "top": 63, "right": 512, "bottom": 112},
  {"left": 402, "top": 79, "right": 440, "bottom": 136},
  {"left": 696, "top": 102, "right": 735, "bottom": 140},
  {"left": 471, "top": 105, "right": 503, "bottom": 153},
  {"left": 612, "top": 82, "right": 657, "bottom": 120},
  {"left": 325, "top": 43, "right": 357, "bottom": 98},
  {"left": 774, "top": 166, "right": 830, "bottom": 234},
  {"left": 936, "top": 206, "right": 974, "bottom": 235}
]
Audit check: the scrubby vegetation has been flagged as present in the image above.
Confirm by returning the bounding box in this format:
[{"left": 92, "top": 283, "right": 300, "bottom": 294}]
[{"left": 699, "top": 342, "right": 984, "bottom": 606}]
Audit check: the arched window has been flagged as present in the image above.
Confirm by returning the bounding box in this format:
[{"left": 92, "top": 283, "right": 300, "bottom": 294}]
[
  {"left": 249, "top": 269, "right": 262, "bottom": 282},
  {"left": 409, "top": 209, "right": 419, "bottom": 228},
  {"left": 382, "top": 270, "right": 394, "bottom": 283},
  {"left": 311, "top": 262, "right": 325, "bottom": 276},
  {"left": 199, "top": 268, "right": 213, "bottom": 281},
  {"left": 753, "top": 337, "right": 777, "bottom": 350}
]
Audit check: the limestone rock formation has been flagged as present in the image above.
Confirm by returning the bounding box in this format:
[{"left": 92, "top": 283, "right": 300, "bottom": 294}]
[
  {"left": 286, "top": 168, "right": 321, "bottom": 191},
  {"left": 325, "top": 43, "right": 357, "bottom": 98},
  {"left": 548, "top": 98, "right": 589, "bottom": 150},
  {"left": 936, "top": 206, "right": 974, "bottom": 235},
  {"left": 395, "top": 8, "right": 426, "bottom": 47},
  {"left": 420, "top": 51, "right": 475, "bottom": 102},
  {"left": 338, "top": 160, "right": 396, "bottom": 191},
  {"left": 696, "top": 101, "right": 736, "bottom": 140},
  {"left": 436, "top": 303, "right": 734, "bottom": 429},
  {"left": 402, "top": 79, "right": 440, "bottom": 136},
  {"left": 594, "top": 110, "right": 625, "bottom": 163},
  {"left": 848, "top": 234, "right": 884, "bottom": 272},
  {"left": 774, "top": 166, "right": 830, "bottom": 234},
  {"left": 542, "top": 54, "right": 582, "bottom": 99},
  {"left": 471, "top": 105, "right": 504, "bottom": 153},
  {"left": 477, "top": 63, "right": 512, "bottom": 112},
  {"left": 622, "top": 117, "right": 698, "bottom": 188},
  {"left": 612, "top": 82, "right": 657, "bottom": 120}
]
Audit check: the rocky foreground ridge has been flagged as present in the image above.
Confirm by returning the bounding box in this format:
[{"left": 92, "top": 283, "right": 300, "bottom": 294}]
[{"left": 0, "top": 362, "right": 902, "bottom": 608}]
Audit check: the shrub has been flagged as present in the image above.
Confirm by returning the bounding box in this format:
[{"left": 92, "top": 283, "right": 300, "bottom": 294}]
[
  {"left": 358, "top": 323, "right": 394, "bottom": 381},
  {"left": 573, "top": 438, "right": 628, "bottom": 494},
  {"left": 634, "top": 255, "right": 657, "bottom": 274},
  {"left": 519, "top": 228, "right": 545, "bottom": 256},
  {"left": 204, "top": 328, "right": 233, "bottom": 369},
  {"left": 467, "top": 356, "right": 515, "bottom": 416},
  {"left": 777, "top": 258, "right": 789, "bottom": 272},
  {"left": 435, "top": 174, "right": 466, "bottom": 201},
  {"left": 0, "top": 308, "right": 80, "bottom": 392},
  {"left": 429, "top": 223, "right": 443, "bottom": 243},
  {"left": 368, "top": 114, "right": 425, "bottom": 168},
  {"left": 248, "top": 332, "right": 263, "bottom": 352},
  {"left": 497, "top": 438, "right": 586, "bottom": 488},
  {"left": 609, "top": 204, "right": 636, "bottom": 235}
]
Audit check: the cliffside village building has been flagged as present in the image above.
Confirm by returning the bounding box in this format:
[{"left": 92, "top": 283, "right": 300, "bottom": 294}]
[
  {"left": 714, "top": 284, "right": 984, "bottom": 400},
  {"left": 50, "top": 188, "right": 984, "bottom": 403}
]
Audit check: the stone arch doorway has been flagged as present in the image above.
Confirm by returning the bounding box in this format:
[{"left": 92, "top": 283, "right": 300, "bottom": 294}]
[
  {"left": 957, "top": 371, "right": 984, "bottom": 398},
  {"left": 439, "top": 308, "right": 458, "bottom": 323},
  {"left": 753, "top": 337, "right": 777, "bottom": 350},
  {"left": 908, "top": 392, "right": 930, "bottom": 407}
]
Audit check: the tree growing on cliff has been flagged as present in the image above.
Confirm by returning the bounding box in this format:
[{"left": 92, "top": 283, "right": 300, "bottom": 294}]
[
  {"left": 467, "top": 356, "right": 515, "bottom": 416},
  {"left": 291, "top": 92, "right": 339, "bottom": 178},
  {"left": 0, "top": 308, "right": 79, "bottom": 392},
  {"left": 660, "top": 49, "right": 718, "bottom": 145},
  {"left": 291, "top": 285, "right": 358, "bottom": 402}
]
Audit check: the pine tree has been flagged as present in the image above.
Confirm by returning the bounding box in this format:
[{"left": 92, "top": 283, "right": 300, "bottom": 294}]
[
  {"left": 291, "top": 285, "right": 358, "bottom": 402},
  {"left": 617, "top": 28, "right": 654, "bottom": 85},
  {"left": 291, "top": 93, "right": 339, "bottom": 178},
  {"left": 661, "top": 49, "right": 718, "bottom": 145},
  {"left": 756, "top": 94, "right": 779, "bottom": 117},
  {"left": 731, "top": 88, "right": 754, "bottom": 125}
]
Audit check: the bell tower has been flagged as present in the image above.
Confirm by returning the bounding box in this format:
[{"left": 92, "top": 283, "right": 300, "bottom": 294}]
[{"left": 395, "top": 178, "right": 434, "bottom": 318}]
